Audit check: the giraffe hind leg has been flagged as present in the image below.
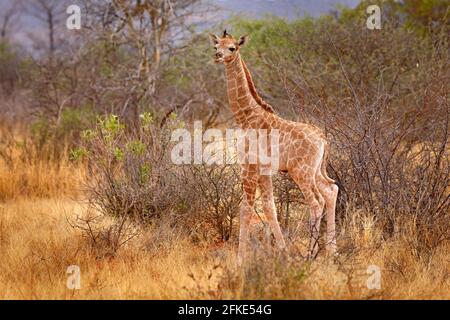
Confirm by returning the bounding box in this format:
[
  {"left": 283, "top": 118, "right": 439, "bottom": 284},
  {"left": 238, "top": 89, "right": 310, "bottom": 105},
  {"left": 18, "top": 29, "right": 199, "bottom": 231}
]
[
  {"left": 237, "top": 165, "right": 258, "bottom": 266},
  {"left": 259, "top": 175, "right": 286, "bottom": 250},
  {"left": 320, "top": 143, "right": 335, "bottom": 184},
  {"left": 290, "top": 166, "right": 325, "bottom": 259},
  {"left": 316, "top": 170, "right": 338, "bottom": 256}
]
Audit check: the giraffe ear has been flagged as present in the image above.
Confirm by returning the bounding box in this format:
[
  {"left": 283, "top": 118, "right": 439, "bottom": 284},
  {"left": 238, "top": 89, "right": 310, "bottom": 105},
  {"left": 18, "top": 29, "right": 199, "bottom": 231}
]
[
  {"left": 209, "top": 33, "right": 219, "bottom": 45},
  {"left": 238, "top": 35, "right": 249, "bottom": 46}
]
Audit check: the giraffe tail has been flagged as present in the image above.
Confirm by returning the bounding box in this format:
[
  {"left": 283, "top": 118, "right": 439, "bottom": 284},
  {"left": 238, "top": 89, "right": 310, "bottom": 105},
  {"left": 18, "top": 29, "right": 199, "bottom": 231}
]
[{"left": 320, "top": 142, "right": 335, "bottom": 184}]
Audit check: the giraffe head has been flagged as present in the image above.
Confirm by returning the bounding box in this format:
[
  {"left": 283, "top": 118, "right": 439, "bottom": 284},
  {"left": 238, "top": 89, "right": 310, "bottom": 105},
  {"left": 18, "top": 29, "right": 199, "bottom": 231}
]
[{"left": 209, "top": 30, "right": 248, "bottom": 64}]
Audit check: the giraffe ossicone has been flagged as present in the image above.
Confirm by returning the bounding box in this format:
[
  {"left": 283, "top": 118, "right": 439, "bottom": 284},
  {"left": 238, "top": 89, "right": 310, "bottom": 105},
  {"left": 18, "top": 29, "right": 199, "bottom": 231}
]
[{"left": 209, "top": 31, "right": 339, "bottom": 264}]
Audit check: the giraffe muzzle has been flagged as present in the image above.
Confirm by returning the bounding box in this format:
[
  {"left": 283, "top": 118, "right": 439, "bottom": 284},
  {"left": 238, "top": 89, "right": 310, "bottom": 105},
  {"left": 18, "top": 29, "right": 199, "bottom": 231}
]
[{"left": 214, "top": 52, "right": 225, "bottom": 63}]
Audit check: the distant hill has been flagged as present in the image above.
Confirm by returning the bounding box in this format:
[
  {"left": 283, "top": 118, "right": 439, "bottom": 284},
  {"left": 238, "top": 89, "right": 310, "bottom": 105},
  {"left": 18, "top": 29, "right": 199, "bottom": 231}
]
[{"left": 211, "top": 0, "right": 361, "bottom": 19}]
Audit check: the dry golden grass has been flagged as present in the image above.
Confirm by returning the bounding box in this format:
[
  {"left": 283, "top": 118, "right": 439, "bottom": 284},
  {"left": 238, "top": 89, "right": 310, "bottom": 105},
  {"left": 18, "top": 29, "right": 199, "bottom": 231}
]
[
  {"left": 0, "top": 159, "right": 85, "bottom": 201},
  {"left": 0, "top": 198, "right": 221, "bottom": 299},
  {"left": 1, "top": 197, "right": 449, "bottom": 300},
  {"left": 0, "top": 123, "right": 86, "bottom": 201}
]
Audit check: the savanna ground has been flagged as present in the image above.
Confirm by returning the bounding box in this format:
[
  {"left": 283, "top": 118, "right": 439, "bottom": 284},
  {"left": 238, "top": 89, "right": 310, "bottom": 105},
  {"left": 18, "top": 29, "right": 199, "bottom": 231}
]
[
  {"left": 1, "top": 122, "right": 449, "bottom": 300},
  {"left": 1, "top": 0, "right": 449, "bottom": 299},
  {"left": 1, "top": 172, "right": 450, "bottom": 299}
]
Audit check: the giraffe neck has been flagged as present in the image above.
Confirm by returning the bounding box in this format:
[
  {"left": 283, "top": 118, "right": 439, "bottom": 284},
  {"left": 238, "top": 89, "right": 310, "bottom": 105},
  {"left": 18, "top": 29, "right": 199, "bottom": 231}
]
[{"left": 225, "top": 54, "right": 262, "bottom": 126}]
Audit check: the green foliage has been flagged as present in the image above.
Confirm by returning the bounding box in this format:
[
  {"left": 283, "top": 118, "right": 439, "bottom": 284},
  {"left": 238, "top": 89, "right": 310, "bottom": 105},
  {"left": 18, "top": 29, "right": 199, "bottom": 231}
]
[
  {"left": 139, "top": 163, "right": 152, "bottom": 184},
  {"left": 169, "top": 112, "right": 177, "bottom": 121},
  {"left": 81, "top": 129, "right": 96, "bottom": 141},
  {"left": 127, "top": 140, "right": 146, "bottom": 156},
  {"left": 139, "top": 112, "right": 154, "bottom": 130},
  {"left": 113, "top": 147, "right": 124, "bottom": 161},
  {"left": 399, "top": 0, "right": 449, "bottom": 34},
  {"left": 230, "top": 15, "right": 292, "bottom": 52},
  {"left": 29, "top": 106, "right": 97, "bottom": 159},
  {"left": 79, "top": 112, "right": 195, "bottom": 224},
  {"left": 339, "top": 0, "right": 449, "bottom": 34},
  {"left": 0, "top": 41, "right": 16, "bottom": 63},
  {"left": 69, "top": 147, "right": 88, "bottom": 162},
  {"left": 60, "top": 107, "right": 96, "bottom": 135},
  {"left": 98, "top": 114, "right": 125, "bottom": 142},
  {"left": 30, "top": 116, "right": 51, "bottom": 144}
]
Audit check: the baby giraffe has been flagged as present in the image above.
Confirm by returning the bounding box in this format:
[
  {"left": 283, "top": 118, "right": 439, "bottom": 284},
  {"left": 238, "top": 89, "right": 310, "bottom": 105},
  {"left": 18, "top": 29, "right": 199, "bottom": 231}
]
[{"left": 210, "top": 30, "right": 338, "bottom": 264}]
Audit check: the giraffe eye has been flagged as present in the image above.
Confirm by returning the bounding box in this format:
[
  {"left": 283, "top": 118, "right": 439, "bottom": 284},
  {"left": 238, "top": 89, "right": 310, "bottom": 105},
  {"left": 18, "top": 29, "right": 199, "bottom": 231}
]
[{"left": 229, "top": 47, "right": 236, "bottom": 52}]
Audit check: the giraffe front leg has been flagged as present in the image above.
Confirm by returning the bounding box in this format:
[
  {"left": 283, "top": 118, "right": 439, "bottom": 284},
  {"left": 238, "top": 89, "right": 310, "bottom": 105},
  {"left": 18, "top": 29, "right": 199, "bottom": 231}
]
[
  {"left": 259, "top": 175, "right": 286, "bottom": 250},
  {"left": 237, "top": 203, "right": 253, "bottom": 267},
  {"left": 237, "top": 165, "right": 258, "bottom": 267}
]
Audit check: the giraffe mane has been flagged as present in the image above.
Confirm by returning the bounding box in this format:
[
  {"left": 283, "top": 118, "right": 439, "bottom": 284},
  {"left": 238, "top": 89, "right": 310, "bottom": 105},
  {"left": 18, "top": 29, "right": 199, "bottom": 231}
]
[{"left": 241, "top": 59, "right": 275, "bottom": 114}]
